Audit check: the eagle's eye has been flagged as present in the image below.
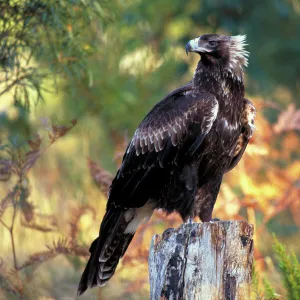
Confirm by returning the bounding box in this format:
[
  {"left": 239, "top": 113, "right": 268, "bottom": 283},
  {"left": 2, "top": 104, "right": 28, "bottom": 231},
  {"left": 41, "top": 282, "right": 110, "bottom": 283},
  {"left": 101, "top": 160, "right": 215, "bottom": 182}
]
[{"left": 208, "top": 41, "right": 218, "bottom": 47}]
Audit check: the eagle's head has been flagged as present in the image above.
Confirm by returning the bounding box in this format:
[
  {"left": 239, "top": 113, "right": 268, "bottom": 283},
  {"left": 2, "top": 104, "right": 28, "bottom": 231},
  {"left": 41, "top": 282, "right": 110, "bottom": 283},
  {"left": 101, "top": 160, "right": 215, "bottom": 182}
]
[{"left": 186, "top": 34, "right": 248, "bottom": 74}]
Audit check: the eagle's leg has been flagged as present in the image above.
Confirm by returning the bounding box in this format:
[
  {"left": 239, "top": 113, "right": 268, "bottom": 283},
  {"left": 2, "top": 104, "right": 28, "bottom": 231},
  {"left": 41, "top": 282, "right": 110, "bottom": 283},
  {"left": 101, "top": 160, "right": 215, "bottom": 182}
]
[
  {"left": 199, "top": 212, "right": 220, "bottom": 222},
  {"left": 199, "top": 211, "right": 213, "bottom": 222},
  {"left": 199, "top": 202, "right": 223, "bottom": 222},
  {"left": 197, "top": 175, "right": 223, "bottom": 223}
]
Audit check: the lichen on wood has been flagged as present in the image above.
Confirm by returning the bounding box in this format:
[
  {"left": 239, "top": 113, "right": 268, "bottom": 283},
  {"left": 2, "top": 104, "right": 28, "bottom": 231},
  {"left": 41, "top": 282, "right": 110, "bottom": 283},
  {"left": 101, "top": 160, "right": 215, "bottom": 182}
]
[{"left": 149, "top": 221, "right": 253, "bottom": 300}]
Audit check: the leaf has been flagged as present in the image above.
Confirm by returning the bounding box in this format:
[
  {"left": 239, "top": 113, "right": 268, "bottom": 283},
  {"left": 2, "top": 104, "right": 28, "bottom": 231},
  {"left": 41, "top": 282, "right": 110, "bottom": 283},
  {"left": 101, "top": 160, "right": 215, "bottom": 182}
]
[
  {"left": 17, "top": 249, "right": 57, "bottom": 272},
  {"left": 46, "top": 238, "right": 89, "bottom": 257},
  {"left": 27, "top": 134, "right": 42, "bottom": 151},
  {"left": 22, "top": 150, "right": 40, "bottom": 176},
  {"left": 49, "top": 119, "right": 77, "bottom": 142},
  {"left": 0, "top": 159, "right": 12, "bottom": 181},
  {"left": 21, "top": 212, "right": 58, "bottom": 232},
  {"left": 46, "top": 238, "right": 71, "bottom": 254},
  {"left": 16, "top": 238, "right": 89, "bottom": 272},
  {"left": 273, "top": 236, "right": 300, "bottom": 300},
  {"left": 87, "top": 158, "right": 113, "bottom": 196},
  {"left": 0, "top": 190, "right": 14, "bottom": 220},
  {"left": 69, "top": 205, "right": 96, "bottom": 243},
  {"left": 273, "top": 104, "right": 300, "bottom": 134},
  {"left": 21, "top": 201, "right": 35, "bottom": 223}
]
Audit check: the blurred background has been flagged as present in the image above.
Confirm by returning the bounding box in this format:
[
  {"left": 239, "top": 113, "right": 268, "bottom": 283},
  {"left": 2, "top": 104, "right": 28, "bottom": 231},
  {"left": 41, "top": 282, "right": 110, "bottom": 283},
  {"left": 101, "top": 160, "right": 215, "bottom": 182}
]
[{"left": 0, "top": 0, "right": 300, "bottom": 299}]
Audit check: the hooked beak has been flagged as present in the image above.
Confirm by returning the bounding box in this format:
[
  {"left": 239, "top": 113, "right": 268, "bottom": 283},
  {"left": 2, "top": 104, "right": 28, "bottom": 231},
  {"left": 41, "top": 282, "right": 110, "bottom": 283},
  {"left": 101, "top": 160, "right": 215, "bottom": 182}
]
[{"left": 185, "top": 37, "right": 211, "bottom": 55}]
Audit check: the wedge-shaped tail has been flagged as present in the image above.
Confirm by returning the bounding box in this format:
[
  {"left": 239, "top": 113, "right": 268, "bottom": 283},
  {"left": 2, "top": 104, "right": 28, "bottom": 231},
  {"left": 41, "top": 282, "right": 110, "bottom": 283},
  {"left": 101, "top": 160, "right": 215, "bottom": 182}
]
[{"left": 77, "top": 208, "right": 134, "bottom": 295}]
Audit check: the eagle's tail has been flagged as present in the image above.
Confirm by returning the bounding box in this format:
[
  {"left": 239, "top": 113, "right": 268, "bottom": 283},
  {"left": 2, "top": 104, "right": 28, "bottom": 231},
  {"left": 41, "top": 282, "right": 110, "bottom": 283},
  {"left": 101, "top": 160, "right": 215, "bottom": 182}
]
[{"left": 77, "top": 208, "right": 135, "bottom": 296}]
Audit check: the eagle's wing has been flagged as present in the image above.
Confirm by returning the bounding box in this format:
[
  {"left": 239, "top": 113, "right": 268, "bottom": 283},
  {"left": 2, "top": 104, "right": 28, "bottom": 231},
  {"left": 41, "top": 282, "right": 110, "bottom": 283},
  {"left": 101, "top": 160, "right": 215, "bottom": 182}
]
[
  {"left": 226, "top": 98, "right": 256, "bottom": 172},
  {"left": 108, "top": 87, "right": 219, "bottom": 208},
  {"left": 77, "top": 86, "right": 219, "bottom": 295}
]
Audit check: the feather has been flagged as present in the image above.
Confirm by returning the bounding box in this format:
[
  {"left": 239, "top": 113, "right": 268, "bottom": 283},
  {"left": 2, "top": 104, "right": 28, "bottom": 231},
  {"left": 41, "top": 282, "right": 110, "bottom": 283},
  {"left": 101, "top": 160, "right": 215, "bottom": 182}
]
[{"left": 78, "top": 34, "right": 255, "bottom": 295}]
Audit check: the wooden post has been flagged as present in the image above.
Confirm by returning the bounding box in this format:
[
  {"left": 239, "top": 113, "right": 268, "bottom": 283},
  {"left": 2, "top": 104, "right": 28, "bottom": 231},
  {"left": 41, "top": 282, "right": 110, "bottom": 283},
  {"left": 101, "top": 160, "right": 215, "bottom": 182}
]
[{"left": 149, "top": 220, "right": 253, "bottom": 300}]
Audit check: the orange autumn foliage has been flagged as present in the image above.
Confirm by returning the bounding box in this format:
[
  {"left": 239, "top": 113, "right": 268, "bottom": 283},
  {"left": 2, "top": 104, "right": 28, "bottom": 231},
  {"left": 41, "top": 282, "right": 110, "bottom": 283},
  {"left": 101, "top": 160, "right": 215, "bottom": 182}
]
[{"left": 1, "top": 97, "right": 299, "bottom": 298}]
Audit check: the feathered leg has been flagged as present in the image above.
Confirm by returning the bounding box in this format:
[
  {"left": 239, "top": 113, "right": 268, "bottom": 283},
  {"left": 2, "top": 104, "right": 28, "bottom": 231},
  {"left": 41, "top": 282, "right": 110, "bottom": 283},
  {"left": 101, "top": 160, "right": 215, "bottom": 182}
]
[{"left": 195, "top": 175, "right": 223, "bottom": 222}]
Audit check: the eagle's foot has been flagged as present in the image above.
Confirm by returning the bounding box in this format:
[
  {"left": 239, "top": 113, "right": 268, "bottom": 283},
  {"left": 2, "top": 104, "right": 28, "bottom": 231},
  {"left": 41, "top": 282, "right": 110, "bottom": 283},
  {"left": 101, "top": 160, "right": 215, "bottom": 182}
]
[{"left": 210, "top": 217, "right": 221, "bottom": 222}]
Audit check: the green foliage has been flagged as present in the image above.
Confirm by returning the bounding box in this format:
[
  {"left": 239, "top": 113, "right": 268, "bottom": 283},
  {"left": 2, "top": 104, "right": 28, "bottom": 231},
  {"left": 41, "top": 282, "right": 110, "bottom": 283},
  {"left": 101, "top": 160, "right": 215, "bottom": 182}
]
[
  {"left": 196, "top": 0, "right": 300, "bottom": 100},
  {"left": 2, "top": 0, "right": 300, "bottom": 148},
  {"left": 251, "top": 262, "right": 263, "bottom": 300},
  {"left": 1, "top": 0, "right": 300, "bottom": 298},
  {"left": 0, "top": 0, "right": 112, "bottom": 107},
  {"left": 273, "top": 236, "right": 300, "bottom": 300},
  {"left": 0, "top": 0, "right": 113, "bottom": 143},
  {"left": 252, "top": 237, "right": 300, "bottom": 300},
  {"left": 251, "top": 263, "right": 279, "bottom": 300},
  {"left": 263, "top": 277, "right": 277, "bottom": 299}
]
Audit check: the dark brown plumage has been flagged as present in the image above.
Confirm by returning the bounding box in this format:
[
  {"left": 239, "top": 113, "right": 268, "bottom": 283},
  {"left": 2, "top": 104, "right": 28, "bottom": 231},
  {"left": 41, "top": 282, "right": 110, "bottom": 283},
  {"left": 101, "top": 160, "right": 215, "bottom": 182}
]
[
  {"left": 227, "top": 98, "right": 256, "bottom": 172},
  {"left": 77, "top": 34, "right": 256, "bottom": 295}
]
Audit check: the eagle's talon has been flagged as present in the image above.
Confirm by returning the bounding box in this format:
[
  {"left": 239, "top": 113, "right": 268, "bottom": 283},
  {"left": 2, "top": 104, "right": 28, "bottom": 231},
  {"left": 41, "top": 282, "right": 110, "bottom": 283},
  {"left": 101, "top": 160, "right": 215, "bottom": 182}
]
[{"left": 210, "top": 218, "right": 221, "bottom": 222}]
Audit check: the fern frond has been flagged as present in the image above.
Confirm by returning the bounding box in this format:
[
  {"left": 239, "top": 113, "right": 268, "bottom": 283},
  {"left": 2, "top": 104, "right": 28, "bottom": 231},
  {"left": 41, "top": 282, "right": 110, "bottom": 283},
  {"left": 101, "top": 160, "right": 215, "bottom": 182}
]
[{"left": 273, "top": 236, "right": 300, "bottom": 300}]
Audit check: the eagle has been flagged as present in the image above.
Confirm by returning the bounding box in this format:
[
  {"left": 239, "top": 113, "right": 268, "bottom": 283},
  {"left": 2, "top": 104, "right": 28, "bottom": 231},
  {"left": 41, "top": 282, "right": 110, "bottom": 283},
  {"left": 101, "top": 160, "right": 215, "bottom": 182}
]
[{"left": 77, "top": 34, "right": 256, "bottom": 295}]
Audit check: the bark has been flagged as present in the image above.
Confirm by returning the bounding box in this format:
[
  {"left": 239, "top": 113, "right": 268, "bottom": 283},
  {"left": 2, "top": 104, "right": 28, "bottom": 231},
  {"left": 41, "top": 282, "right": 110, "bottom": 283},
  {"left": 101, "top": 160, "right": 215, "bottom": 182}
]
[{"left": 149, "top": 220, "right": 253, "bottom": 300}]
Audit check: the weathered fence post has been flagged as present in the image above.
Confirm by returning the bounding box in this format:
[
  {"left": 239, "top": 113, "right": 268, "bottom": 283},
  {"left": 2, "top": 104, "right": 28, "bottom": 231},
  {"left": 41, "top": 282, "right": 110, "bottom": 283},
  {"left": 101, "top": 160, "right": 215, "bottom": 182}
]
[{"left": 149, "top": 220, "right": 253, "bottom": 300}]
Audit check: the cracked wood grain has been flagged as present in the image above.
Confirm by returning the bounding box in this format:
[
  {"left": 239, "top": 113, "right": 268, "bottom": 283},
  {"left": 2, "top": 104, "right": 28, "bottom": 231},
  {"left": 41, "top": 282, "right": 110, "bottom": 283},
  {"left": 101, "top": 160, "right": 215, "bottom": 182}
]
[{"left": 149, "top": 221, "right": 253, "bottom": 300}]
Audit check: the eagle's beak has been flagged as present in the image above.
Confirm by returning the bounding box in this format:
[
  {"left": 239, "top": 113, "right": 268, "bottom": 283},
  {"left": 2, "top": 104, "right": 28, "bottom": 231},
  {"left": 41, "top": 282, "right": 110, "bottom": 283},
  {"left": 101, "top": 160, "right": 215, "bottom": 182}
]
[{"left": 186, "top": 37, "right": 211, "bottom": 55}]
